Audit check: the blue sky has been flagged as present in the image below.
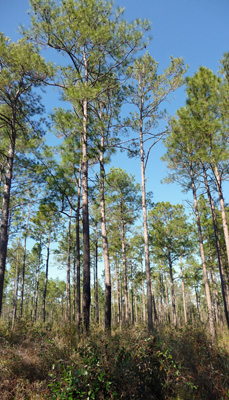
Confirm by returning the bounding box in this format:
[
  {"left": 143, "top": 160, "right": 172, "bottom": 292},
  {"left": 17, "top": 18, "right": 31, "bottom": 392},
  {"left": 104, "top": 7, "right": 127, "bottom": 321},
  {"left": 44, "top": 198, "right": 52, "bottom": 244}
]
[
  {"left": 1, "top": 0, "right": 229, "bottom": 278},
  {"left": 1, "top": 0, "right": 228, "bottom": 204}
]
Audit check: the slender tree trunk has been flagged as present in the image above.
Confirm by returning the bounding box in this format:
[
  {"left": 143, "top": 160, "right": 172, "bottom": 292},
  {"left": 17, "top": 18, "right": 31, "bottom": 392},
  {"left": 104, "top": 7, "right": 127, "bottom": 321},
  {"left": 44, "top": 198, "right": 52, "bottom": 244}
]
[
  {"left": 134, "top": 285, "right": 138, "bottom": 325},
  {"left": 180, "top": 256, "right": 187, "bottom": 324},
  {"left": 82, "top": 49, "right": 90, "bottom": 332},
  {"left": 213, "top": 163, "right": 229, "bottom": 269},
  {"left": 73, "top": 254, "right": 76, "bottom": 322},
  {"left": 164, "top": 273, "right": 171, "bottom": 324},
  {"left": 66, "top": 209, "right": 72, "bottom": 323},
  {"left": 134, "top": 70, "right": 155, "bottom": 328},
  {"left": 202, "top": 162, "right": 229, "bottom": 329},
  {"left": 195, "top": 286, "right": 201, "bottom": 322},
  {"left": 141, "top": 259, "right": 146, "bottom": 323},
  {"left": 211, "top": 265, "right": 222, "bottom": 326},
  {"left": 151, "top": 285, "right": 158, "bottom": 323},
  {"left": 0, "top": 134, "right": 16, "bottom": 316},
  {"left": 20, "top": 203, "right": 30, "bottom": 318},
  {"left": 76, "top": 162, "right": 81, "bottom": 329},
  {"left": 159, "top": 270, "right": 165, "bottom": 324},
  {"left": 120, "top": 200, "right": 129, "bottom": 325},
  {"left": 189, "top": 159, "right": 215, "bottom": 337},
  {"left": 34, "top": 239, "right": 42, "bottom": 322},
  {"left": 12, "top": 254, "right": 20, "bottom": 329},
  {"left": 94, "top": 223, "right": 99, "bottom": 324},
  {"left": 115, "top": 256, "right": 121, "bottom": 325},
  {"left": 12, "top": 226, "right": 22, "bottom": 328},
  {"left": 209, "top": 265, "right": 219, "bottom": 325},
  {"left": 139, "top": 116, "right": 153, "bottom": 332},
  {"left": 130, "top": 262, "right": 134, "bottom": 325},
  {"left": 168, "top": 252, "right": 177, "bottom": 327},
  {"left": 100, "top": 132, "right": 111, "bottom": 331},
  {"left": 43, "top": 229, "right": 51, "bottom": 323}
]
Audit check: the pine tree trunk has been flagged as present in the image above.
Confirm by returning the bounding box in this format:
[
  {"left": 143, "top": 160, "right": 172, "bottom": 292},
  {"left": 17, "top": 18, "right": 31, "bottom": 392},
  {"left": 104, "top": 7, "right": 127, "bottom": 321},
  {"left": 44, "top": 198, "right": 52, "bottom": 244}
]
[
  {"left": 73, "top": 255, "right": 76, "bottom": 322},
  {"left": 134, "top": 285, "right": 138, "bottom": 325},
  {"left": 43, "top": 229, "right": 51, "bottom": 323},
  {"left": 195, "top": 286, "right": 201, "bottom": 322},
  {"left": 76, "top": 162, "right": 81, "bottom": 329},
  {"left": 151, "top": 285, "right": 158, "bottom": 323},
  {"left": 0, "top": 134, "right": 16, "bottom": 316},
  {"left": 120, "top": 199, "right": 129, "bottom": 325},
  {"left": 120, "top": 280, "right": 123, "bottom": 327},
  {"left": 12, "top": 255, "right": 20, "bottom": 329},
  {"left": 82, "top": 50, "right": 90, "bottom": 332},
  {"left": 168, "top": 252, "right": 177, "bottom": 327},
  {"left": 66, "top": 209, "right": 72, "bottom": 323},
  {"left": 94, "top": 223, "right": 99, "bottom": 324},
  {"left": 34, "top": 239, "right": 42, "bottom": 322},
  {"left": 214, "top": 163, "right": 229, "bottom": 269},
  {"left": 141, "top": 259, "right": 146, "bottom": 323},
  {"left": 12, "top": 227, "right": 22, "bottom": 328},
  {"left": 115, "top": 256, "right": 121, "bottom": 325},
  {"left": 130, "top": 263, "right": 134, "bottom": 325},
  {"left": 139, "top": 118, "right": 153, "bottom": 332},
  {"left": 180, "top": 256, "right": 187, "bottom": 324},
  {"left": 100, "top": 135, "right": 111, "bottom": 331},
  {"left": 164, "top": 274, "right": 171, "bottom": 324},
  {"left": 202, "top": 163, "right": 229, "bottom": 329},
  {"left": 211, "top": 265, "right": 222, "bottom": 326},
  {"left": 20, "top": 203, "right": 30, "bottom": 318},
  {"left": 159, "top": 270, "right": 165, "bottom": 324},
  {"left": 189, "top": 159, "right": 215, "bottom": 337}
]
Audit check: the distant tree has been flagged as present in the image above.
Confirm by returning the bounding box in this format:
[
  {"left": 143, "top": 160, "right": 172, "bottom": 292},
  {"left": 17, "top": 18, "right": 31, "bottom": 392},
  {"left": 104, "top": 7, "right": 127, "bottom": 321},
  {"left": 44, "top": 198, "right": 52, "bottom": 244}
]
[
  {"left": 106, "top": 167, "right": 141, "bottom": 325},
  {"left": 148, "top": 202, "right": 193, "bottom": 326},
  {"left": 125, "top": 52, "right": 187, "bottom": 332},
  {"left": 0, "top": 34, "right": 51, "bottom": 315}
]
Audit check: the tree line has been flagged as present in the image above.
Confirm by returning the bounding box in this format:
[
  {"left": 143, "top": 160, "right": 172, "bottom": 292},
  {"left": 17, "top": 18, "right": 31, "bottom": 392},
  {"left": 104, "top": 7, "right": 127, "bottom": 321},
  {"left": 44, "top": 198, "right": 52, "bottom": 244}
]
[{"left": 0, "top": 0, "right": 228, "bottom": 337}]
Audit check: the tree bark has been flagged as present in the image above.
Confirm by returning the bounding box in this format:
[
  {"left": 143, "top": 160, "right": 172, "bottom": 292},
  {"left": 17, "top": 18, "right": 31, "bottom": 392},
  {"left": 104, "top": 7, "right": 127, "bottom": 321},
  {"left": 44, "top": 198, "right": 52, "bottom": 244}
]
[
  {"left": 180, "top": 256, "right": 187, "bottom": 324},
  {"left": 66, "top": 209, "right": 72, "bottom": 323},
  {"left": 139, "top": 115, "right": 153, "bottom": 332},
  {"left": 94, "top": 223, "right": 99, "bottom": 324},
  {"left": 43, "top": 229, "right": 51, "bottom": 323},
  {"left": 12, "top": 224, "right": 22, "bottom": 329},
  {"left": 20, "top": 203, "right": 30, "bottom": 318},
  {"left": 189, "top": 158, "right": 215, "bottom": 337},
  {"left": 164, "top": 273, "right": 171, "bottom": 324},
  {"left": 141, "top": 259, "right": 146, "bottom": 323},
  {"left": 134, "top": 285, "right": 138, "bottom": 325},
  {"left": 120, "top": 198, "right": 129, "bottom": 325},
  {"left": 0, "top": 134, "right": 16, "bottom": 316},
  {"left": 115, "top": 256, "right": 121, "bottom": 325},
  {"left": 202, "top": 163, "right": 229, "bottom": 329},
  {"left": 34, "top": 239, "right": 42, "bottom": 322},
  {"left": 168, "top": 252, "right": 177, "bottom": 327},
  {"left": 82, "top": 48, "right": 91, "bottom": 333},
  {"left": 76, "top": 162, "right": 81, "bottom": 329},
  {"left": 100, "top": 130, "right": 111, "bottom": 331},
  {"left": 213, "top": 163, "right": 229, "bottom": 270}
]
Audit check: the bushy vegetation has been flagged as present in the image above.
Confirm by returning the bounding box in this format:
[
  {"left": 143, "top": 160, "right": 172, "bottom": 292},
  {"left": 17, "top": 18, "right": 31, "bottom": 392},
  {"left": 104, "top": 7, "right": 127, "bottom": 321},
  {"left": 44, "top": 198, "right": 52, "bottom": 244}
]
[{"left": 0, "top": 322, "right": 228, "bottom": 399}]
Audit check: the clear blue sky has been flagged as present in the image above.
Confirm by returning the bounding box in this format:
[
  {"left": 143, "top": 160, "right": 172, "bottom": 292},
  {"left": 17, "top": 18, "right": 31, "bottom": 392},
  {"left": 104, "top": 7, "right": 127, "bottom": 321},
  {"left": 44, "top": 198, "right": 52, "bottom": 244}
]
[
  {"left": 1, "top": 0, "right": 229, "bottom": 278},
  {"left": 1, "top": 0, "right": 228, "bottom": 204}
]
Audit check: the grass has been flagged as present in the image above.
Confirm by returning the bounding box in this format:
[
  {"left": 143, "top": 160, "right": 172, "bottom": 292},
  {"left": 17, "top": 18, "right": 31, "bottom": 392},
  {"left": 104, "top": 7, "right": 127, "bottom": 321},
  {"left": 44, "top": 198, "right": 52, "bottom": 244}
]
[{"left": 0, "top": 320, "right": 229, "bottom": 399}]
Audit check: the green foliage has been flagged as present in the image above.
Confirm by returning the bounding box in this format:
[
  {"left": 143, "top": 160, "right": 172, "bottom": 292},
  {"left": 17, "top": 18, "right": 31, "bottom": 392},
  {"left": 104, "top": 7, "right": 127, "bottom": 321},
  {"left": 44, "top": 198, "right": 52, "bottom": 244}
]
[
  {"left": 48, "top": 327, "right": 165, "bottom": 399},
  {"left": 0, "top": 322, "right": 228, "bottom": 399},
  {"left": 148, "top": 201, "right": 194, "bottom": 264}
]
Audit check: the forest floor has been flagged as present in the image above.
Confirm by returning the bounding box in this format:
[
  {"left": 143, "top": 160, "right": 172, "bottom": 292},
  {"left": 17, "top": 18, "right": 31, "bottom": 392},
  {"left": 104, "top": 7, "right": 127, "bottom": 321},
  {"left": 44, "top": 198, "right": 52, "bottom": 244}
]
[{"left": 0, "top": 321, "right": 229, "bottom": 399}]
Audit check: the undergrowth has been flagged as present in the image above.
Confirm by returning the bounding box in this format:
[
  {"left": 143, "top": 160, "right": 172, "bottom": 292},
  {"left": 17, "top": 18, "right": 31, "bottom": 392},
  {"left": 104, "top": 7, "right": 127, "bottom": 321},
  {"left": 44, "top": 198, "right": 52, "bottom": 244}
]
[{"left": 0, "top": 320, "right": 228, "bottom": 399}]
